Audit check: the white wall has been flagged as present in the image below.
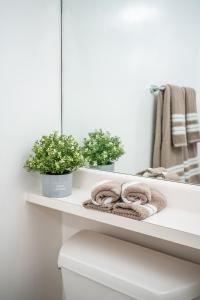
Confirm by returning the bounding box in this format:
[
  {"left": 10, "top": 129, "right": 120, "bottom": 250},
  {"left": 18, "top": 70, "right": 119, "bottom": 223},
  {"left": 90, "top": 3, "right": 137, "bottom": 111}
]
[
  {"left": 0, "top": 1, "right": 62, "bottom": 300},
  {"left": 62, "top": 0, "right": 200, "bottom": 174}
]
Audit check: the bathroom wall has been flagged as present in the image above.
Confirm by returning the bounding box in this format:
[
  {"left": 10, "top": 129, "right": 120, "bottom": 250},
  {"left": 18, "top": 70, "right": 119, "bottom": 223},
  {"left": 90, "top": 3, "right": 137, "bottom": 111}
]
[
  {"left": 0, "top": 1, "right": 62, "bottom": 300},
  {"left": 62, "top": 0, "right": 200, "bottom": 174}
]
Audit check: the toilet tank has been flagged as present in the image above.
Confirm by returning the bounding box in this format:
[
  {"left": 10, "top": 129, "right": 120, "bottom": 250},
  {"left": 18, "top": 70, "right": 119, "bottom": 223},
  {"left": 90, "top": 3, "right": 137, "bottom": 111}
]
[{"left": 58, "top": 230, "right": 200, "bottom": 300}]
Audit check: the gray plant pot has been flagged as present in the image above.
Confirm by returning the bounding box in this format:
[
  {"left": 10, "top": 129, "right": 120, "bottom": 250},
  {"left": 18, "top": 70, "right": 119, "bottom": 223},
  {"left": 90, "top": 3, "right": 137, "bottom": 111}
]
[
  {"left": 42, "top": 173, "right": 72, "bottom": 198},
  {"left": 89, "top": 163, "right": 114, "bottom": 172}
]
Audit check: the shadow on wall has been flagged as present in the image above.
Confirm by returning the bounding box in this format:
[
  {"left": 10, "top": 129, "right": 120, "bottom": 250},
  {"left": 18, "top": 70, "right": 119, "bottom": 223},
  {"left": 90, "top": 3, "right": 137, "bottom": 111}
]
[
  {"left": 24, "top": 204, "right": 63, "bottom": 300},
  {"left": 24, "top": 204, "right": 62, "bottom": 300}
]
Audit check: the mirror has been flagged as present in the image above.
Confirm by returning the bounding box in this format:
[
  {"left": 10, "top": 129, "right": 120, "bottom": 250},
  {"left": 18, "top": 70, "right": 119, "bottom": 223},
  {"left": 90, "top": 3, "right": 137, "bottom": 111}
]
[{"left": 62, "top": 0, "right": 200, "bottom": 185}]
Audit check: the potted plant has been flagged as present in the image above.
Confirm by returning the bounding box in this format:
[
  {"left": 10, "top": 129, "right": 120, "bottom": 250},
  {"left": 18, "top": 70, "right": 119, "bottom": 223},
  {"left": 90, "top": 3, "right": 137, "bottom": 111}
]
[
  {"left": 25, "top": 132, "right": 84, "bottom": 197},
  {"left": 82, "top": 129, "right": 125, "bottom": 172}
]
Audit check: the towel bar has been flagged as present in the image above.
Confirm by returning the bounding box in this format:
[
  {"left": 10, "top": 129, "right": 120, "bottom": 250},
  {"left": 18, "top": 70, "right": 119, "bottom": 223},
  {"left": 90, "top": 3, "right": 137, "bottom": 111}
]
[{"left": 150, "top": 85, "right": 166, "bottom": 93}]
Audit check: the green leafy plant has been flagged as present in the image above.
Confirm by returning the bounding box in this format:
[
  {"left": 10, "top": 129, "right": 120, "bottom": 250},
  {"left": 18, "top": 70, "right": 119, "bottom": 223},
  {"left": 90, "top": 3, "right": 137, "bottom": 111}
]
[
  {"left": 25, "top": 132, "right": 84, "bottom": 174},
  {"left": 82, "top": 129, "right": 125, "bottom": 166}
]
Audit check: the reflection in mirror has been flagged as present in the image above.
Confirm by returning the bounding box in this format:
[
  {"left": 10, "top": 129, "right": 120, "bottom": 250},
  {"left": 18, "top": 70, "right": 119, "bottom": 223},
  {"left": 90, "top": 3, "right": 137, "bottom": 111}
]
[{"left": 62, "top": 0, "right": 200, "bottom": 185}]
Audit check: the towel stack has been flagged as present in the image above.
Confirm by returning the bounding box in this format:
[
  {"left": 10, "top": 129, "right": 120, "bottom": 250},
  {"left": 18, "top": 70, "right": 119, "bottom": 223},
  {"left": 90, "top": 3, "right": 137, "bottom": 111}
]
[{"left": 83, "top": 180, "right": 167, "bottom": 221}]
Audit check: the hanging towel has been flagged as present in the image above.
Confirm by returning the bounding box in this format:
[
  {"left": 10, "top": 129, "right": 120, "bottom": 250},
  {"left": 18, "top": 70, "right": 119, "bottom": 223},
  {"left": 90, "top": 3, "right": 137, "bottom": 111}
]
[
  {"left": 185, "top": 87, "right": 200, "bottom": 143},
  {"left": 152, "top": 90, "right": 163, "bottom": 169},
  {"left": 182, "top": 144, "right": 200, "bottom": 184},
  {"left": 153, "top": 85, "right": 185, "bottom": 179},
  {"left": 153, "top": 84, "right": 200, "bottom": 184},
  {"left": 170, "top": 85, "right": 187, "bottom": 147}
]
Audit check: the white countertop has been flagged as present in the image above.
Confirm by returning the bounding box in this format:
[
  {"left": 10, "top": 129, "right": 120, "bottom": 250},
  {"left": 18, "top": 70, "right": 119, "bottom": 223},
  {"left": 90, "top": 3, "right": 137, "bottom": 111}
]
[{"left": 26, "top": 186, "right": 200, "bottom": 250}]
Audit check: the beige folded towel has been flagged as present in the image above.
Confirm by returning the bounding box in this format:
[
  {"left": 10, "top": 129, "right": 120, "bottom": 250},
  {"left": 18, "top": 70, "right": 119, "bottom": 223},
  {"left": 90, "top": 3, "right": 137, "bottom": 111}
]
[
  {"left": 90, "top": 180, "right": 121, "bottom": 208},
  {"left": 83, "top": 181, "right": 167, "bottom": 221},
  {"left": 113, "top": 188, "right": 167, "bottom": 220},
  {"left": 83, "top": 199, "right": 114, "bottom": 212},
  {"left": 121, "top": 181, "right": 151, "bottom": 205},
  {"left": 137, "top": 167, "right": 179, "bottom": 181},
  {"left": 185, "top": 87, "right": 200, "bottom": 144}
]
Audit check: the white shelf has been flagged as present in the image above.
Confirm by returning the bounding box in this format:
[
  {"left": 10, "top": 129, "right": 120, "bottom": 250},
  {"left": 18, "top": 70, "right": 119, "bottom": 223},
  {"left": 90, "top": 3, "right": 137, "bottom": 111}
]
[
  {"left": 145, "top": 207, "right": 200, "bottom": 236},
  {"left": 26, "top": 187, "right": 200, "bottom": 250}
]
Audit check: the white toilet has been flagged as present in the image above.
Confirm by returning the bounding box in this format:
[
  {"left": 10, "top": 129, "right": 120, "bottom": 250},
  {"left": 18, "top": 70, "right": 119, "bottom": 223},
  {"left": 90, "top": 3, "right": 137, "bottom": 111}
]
[{"left": 58, "top": 230, "right": 200, "bottom": 300}]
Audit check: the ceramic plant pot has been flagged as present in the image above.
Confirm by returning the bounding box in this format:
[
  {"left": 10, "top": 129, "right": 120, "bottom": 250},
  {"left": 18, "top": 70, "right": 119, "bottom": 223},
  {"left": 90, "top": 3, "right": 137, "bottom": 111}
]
[
  {"left": 90, "top": 163, "right": 114, "bottom": 172},
  {"left": 42, "top": 173, "right": 72, "bottom": 198}
]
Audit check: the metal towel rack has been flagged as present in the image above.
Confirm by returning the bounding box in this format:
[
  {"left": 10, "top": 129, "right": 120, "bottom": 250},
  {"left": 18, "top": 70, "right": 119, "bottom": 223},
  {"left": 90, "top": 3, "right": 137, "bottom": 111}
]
[{"left": 150, "top": 85, "right": 166, "bottom": 93}]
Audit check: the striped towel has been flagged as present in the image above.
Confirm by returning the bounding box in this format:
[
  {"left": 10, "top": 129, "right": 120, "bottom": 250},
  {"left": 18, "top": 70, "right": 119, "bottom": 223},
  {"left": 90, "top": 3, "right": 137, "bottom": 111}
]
[
  {"left": 113, "top": 188, "right": 166, "bottom": 220},
  {"left": 153, "top": 84, "right": 200, "bottom": 184},
  {"left": 185, "top": 87, "right": 200, "bottom": 144},
  {"left": 170, "top": 85, "right": 187, "bottom": 147}
]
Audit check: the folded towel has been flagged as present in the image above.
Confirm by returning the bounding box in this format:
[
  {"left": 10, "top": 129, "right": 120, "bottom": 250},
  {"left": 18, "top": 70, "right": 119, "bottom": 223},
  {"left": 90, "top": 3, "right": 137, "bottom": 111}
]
[
  {"left": 121, "top": 181, "right": 151, "bottom": 205},
  {"left": 90, "top": 180, "right": 121, "bottom": 208},
  {"left": 83, "top": 199, "right": 114, "bottom": 212},
  {"left": 185, "top": 87, "right": 200, "bottom": 144},
  {"left": 83, "top": 181, "right": 167, "bottom": 221},
  {"left": 137, "top": 167, "right": 179, "bottom": 181},
  {"left": 169, "top": 84, "right": 187, "bottom": 147},
  {"left": 113, "top": 188, "right": 167, "bottom": 220}
]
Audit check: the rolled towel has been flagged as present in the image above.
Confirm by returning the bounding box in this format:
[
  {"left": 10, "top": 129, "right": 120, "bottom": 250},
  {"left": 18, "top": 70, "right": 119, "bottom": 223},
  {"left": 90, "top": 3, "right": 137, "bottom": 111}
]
[
  {"left": 121, "top": 181, "right": 151, "bottom": 205},
  {"left": 91, "top": 180, "right": 121, "bottom": 207},
  {"left": 113, "top": 188, "right": 167, "bottom": 221}
]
